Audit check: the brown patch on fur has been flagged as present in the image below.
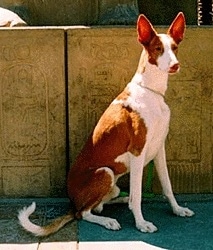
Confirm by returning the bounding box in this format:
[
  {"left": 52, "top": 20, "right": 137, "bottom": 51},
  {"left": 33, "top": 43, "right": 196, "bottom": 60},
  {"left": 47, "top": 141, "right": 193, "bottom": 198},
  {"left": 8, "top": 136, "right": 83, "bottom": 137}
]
[
  {"left": 74, "top": 168, "right": 113, "bottom": 217},
  {"left": 41, "top": 213, "right": 74, "bottom": 236},
  {"left": 68, "top": 102, "right": 147, "bottom": 214},
  {"left": 116, "top": 88, "right": 130, "bottom": 101},
  {"left": 144, "top": 35, "right": 164, "bottom": 66}
]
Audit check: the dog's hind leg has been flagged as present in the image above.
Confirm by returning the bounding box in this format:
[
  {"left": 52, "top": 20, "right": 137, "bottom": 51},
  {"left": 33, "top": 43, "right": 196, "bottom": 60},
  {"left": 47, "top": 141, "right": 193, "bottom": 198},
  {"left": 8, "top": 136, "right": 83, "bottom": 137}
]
[
  {"left": 93, "top": 184, "right": 121, "bottom": 213},
  {"left": 82, "top": 210, "right": 121, "bottom": 230},
  {"left": 79, "top": 167, "right": 122, "bottom": 230},
  {"left": 108, "top": 196, "right": 129, "bottom": 205},
  {"left": 107, "top": 185, "right": 129, "bottom": 204},
  {"left": 104, "top": 184, "right": 129, "bottom": 204}
]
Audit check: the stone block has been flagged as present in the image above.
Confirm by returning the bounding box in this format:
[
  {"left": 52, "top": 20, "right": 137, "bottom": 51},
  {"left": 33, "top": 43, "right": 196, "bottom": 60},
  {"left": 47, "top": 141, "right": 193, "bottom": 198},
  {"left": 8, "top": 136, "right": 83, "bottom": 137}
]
[
  {"left": 68, "top": 27, "right": 213, "bottom": 193},
  {"left": 0, "top": 28, "right": 66, "bottom": 197},
  {"left": 165, "top": 27, "right": 213, "bottom": 193}
]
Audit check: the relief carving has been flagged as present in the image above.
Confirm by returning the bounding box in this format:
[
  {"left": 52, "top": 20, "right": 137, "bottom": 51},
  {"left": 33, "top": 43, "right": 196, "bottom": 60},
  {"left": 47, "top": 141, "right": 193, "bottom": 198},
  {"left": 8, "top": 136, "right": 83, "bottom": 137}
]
[
  {"left": 166, "top": 81, "right": 202, "bottom": 162},
  {"left": 2, "top": 44, "right": 31, "bottom": 61},
  {"left": 90, "top": 42, "right": 129, "bottom": 60},
  {"left": 1, "top": 64, "right": 48, "bottom": 158},
  {"left": 168, "top": 162, "right": 200, "bottom": 193}
]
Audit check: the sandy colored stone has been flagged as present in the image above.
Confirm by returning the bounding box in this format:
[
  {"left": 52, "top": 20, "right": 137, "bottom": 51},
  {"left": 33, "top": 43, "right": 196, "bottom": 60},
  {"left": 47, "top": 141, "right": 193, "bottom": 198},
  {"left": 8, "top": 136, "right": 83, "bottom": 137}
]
[
  {"left": 165, "top": 28, "right": 213, "bottom": 193},
  {"left": 0, "top": 28, "right": 66, "bottom": 197}
]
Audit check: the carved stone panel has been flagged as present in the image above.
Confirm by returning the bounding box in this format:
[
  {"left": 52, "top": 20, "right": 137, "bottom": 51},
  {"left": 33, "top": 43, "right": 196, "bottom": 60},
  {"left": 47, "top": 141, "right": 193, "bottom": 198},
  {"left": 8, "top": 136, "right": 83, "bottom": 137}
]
[
  {"left": 165, "top": 28, "right": 213, "bottom": 193},
  {"left": 68, "top": 27, "right": 212, "bottom": 194},
  {"left": 0, "top": 29, "right": 66, "bottom": 197}
]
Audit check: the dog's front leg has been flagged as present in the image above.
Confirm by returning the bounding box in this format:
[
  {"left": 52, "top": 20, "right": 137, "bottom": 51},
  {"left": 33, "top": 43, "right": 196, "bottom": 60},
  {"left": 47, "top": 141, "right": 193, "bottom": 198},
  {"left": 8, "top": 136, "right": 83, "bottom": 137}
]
[
  {"left": 154, "top": 145, "right": 195, "bottom": 217},
  {"left": 129, "top": 153, "right": 158, "bottom": 233}
]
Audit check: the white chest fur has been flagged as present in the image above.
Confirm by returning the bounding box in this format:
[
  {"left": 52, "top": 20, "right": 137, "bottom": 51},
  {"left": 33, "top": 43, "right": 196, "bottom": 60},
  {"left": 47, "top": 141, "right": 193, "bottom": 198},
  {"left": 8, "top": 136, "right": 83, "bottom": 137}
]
[{"left": 114, "top": 80, "right": 170, "bottom": 167}]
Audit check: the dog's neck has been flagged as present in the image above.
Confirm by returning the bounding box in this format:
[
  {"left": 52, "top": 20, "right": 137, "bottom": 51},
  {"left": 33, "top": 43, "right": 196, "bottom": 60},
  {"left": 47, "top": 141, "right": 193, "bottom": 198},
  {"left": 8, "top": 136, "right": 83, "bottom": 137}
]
[{"left": 131, "top": 49, "right": 169, "bottom": 97}]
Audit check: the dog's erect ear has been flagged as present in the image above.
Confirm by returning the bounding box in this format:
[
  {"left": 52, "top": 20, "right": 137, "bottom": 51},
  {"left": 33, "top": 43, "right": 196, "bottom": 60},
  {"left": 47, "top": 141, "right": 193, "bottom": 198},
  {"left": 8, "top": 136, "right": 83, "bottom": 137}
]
[
  {"left": 168, "top": 12, "right": 186, "bottom": 44},
  {"left": 137, "top": 14, "right": 157, "bottom": 46}
]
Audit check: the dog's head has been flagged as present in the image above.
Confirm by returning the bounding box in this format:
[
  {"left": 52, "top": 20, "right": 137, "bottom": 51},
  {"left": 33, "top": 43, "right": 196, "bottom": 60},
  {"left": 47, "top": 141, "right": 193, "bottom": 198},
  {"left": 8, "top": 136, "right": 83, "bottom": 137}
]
[{"left": 137, "top": 12, "right": 185, "bottom": 74}]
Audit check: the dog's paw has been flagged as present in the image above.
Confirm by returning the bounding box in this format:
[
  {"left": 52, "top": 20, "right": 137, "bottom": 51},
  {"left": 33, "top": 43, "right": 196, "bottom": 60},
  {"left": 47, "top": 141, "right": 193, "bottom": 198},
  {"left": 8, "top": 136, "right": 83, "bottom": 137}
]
[
  {"left": 103, "top": 218, "right": 121, "bottom": 231},
  {"left": 173, "top": 206, "right": 195, "bottom": 217},
  {"left": 136, "top": 220, "right": 158, "bottom": 233}
]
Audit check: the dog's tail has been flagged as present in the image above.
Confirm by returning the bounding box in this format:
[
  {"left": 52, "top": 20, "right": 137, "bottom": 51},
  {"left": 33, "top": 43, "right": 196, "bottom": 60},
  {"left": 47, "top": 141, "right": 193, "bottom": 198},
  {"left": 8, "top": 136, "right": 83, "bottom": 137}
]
[{"left": 18, "top": 202, "right": 74, "bottom": 237}]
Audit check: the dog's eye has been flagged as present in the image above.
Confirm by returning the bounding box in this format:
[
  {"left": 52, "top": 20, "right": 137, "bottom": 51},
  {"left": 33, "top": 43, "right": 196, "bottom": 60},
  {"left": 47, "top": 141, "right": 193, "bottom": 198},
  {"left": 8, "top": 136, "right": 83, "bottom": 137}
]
[
  {"left": 155, "top": 46, "right": 162, "bottom": 52},
  {"left": 172, "top": 45, "right": 178, "bottom": 52}
]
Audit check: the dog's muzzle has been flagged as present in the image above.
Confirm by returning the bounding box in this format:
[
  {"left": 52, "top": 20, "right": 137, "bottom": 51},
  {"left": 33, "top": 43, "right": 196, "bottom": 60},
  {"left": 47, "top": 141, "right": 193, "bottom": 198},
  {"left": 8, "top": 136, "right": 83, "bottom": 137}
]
[{"left": 168, "top": 63, "right": 180, "bottom": 74}]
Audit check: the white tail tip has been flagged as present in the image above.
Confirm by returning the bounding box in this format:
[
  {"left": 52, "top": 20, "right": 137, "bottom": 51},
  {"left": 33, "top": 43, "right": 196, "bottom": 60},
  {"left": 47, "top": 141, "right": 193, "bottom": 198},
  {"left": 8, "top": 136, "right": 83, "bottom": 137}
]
[{"left": 18, "top": 202, "right": 44, "bottom": 236}]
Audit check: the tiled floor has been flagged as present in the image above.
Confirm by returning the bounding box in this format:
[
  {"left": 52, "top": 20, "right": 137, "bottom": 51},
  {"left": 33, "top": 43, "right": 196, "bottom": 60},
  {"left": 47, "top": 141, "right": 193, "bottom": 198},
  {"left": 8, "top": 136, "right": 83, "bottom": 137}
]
[
  {"left": 0, "top": 242, "right": 164, "bottom": 250},
  {"left": 0, "top": 195, "right": 213, "bottom": 250}
]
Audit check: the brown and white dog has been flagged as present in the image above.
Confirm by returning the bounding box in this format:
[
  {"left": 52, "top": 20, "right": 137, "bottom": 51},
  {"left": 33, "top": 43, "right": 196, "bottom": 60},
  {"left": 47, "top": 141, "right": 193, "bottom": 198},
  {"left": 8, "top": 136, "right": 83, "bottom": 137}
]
[{"left": 18, "top": 12, "right": 194, "bottom": 236}]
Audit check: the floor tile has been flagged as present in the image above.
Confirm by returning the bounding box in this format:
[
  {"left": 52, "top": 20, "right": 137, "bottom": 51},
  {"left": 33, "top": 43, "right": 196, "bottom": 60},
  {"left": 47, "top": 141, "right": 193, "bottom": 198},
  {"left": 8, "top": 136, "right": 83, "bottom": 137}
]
[
  {"left": 0, "top": 243, "right": 38, "bottom": 250},
  {"left": 78, "top": 241, "right": 164, "bottom": 250},
  {"left": 38, "top": 241, "right": 77, "bottom": 250}
]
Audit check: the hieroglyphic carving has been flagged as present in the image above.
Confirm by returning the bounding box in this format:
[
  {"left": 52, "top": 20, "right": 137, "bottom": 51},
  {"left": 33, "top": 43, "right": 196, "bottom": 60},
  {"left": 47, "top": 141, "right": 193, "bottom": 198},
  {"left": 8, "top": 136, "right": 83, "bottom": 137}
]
[
  {"left": 90, "top": 42, "right": 130, "bottom": 61},
  {"left": 165, "top": 81, "right": 202, "bottom": 162},
  {"left": 2, "top": 44, "right": 31, "bottom": 61},
  {"left": 162, "top": 28, "right": 212, "bottom": 193},
  {"left": 168, "top": 162, "right": 200, "bottom": 193},
  {"left": 0, "top": 29, "right": 66, "bottom": 197},
  {"left": 1, "top": 64, "right": 48, "bottom": 158}
]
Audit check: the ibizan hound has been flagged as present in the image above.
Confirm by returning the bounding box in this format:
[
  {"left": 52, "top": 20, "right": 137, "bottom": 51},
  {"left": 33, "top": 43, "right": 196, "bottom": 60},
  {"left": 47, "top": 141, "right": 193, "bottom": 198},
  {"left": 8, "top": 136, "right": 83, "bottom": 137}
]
[{"left": 18, "top": 12, "right": 194, "bottom": 236}]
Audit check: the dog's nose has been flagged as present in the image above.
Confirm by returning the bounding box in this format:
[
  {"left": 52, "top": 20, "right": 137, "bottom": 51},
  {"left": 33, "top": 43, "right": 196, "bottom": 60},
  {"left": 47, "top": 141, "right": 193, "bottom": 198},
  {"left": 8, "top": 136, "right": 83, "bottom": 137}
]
[{"left": 169, "top": 63, "right": 180, "bottom": 73}]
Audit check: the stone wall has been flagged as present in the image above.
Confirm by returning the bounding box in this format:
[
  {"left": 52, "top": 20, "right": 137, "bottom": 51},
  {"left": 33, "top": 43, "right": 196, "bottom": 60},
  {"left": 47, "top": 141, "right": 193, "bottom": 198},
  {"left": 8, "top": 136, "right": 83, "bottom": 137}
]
[
  {"left": 0, "top": 28, "right": 67, "bottom": 197},
  {"left": 0, "top": 26, "right": 212, "bottom": 197}
]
